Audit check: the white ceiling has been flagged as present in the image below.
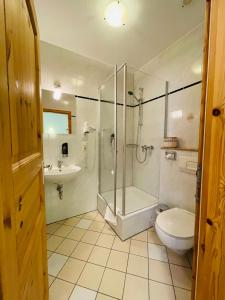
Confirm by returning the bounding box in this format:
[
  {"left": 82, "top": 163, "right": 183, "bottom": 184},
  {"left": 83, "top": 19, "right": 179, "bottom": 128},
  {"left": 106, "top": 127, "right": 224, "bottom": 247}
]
[{"left": 35, "top": 0, "right": 205, "bottom": 69}]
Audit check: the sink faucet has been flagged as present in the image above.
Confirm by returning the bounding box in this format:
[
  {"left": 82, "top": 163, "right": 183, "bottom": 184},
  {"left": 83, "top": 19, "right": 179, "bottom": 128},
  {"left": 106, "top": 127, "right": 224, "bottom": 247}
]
[{"left": 57, "top": 160, "right": 63, "bottom": 170}]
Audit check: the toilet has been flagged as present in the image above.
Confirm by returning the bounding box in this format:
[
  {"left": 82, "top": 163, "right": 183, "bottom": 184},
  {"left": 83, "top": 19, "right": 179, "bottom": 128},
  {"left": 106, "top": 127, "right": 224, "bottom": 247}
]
[{"left": 155, "top": 207, "right": 195, "bottom": 255}]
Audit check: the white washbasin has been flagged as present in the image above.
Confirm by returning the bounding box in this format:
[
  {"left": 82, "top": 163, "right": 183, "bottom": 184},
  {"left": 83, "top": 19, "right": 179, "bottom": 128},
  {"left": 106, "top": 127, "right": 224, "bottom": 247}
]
[{"left": 44, "top": 165, "right": 81, "bottom": 184}]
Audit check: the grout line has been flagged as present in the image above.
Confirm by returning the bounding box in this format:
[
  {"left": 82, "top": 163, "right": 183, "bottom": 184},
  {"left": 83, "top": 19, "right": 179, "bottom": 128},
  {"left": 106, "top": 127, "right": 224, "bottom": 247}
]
[
  {"left": 147, "top": 227, "right": 150, "bottom": 300},
  {"left": 96, "top": 234, "right": 117, "bottom": 297},
  {"left": 48, "top": 214, "right": 192, "bottom": 299},
  {"left": 121, "top": 231, "right": 132, "bottom": 299},
  {"left": 48, "top": 232, "right": 191, "bottom": 269},
  {"left": 165, "top": 247, "right": 177, "bottom": 300}
]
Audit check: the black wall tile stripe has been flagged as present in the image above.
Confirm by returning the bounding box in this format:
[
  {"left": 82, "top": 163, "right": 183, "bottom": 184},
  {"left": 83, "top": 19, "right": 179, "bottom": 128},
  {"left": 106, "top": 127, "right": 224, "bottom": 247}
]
[{"left": 74, "top": 80, "right": 202, "bottom": 108}]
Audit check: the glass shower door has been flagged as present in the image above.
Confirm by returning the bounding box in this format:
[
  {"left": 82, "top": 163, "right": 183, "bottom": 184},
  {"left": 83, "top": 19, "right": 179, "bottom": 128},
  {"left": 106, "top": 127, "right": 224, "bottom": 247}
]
[{"left": 99, "top": 67, "right": 117, "bottom": 215}]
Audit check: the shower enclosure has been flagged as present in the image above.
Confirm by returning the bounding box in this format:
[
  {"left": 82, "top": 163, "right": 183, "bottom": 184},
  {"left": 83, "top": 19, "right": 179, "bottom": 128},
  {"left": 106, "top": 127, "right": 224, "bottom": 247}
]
[{"left": 98, "top": 64, "right": 166, "bottom": 239}]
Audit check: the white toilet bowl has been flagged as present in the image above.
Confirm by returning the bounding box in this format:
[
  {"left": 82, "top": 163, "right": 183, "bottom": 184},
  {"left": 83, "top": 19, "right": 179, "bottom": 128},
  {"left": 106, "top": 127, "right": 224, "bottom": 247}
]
[{"left": 155, "top": 207, "right": 195, "bottom": 255}]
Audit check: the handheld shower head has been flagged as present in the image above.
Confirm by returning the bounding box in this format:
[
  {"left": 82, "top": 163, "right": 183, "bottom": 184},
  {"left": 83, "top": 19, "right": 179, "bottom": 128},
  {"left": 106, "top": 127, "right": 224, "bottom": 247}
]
[{"left": 128, "top": 90, "right": 140, "bottom": 103}]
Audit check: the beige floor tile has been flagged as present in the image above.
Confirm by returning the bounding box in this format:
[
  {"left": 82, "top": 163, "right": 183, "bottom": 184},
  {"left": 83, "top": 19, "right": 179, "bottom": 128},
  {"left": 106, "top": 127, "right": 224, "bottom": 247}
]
[
  {"left": 47, "top": 223, "right": 61, "bottom": 234},
  {"left": 127, "top": 254, "right": 148, "bottom": 278},
  {"left": 167, "top": 249, "right": 190, "bottom": 267},
  {"left": 49, "top": 278, "right": 74, "bottom": 300},
  {"left": 148, "top": 243, "right": 168, "bottom": 262},
  {"left": 47, "top": 235, "right": 64, "bottom": 251},
  {"left": 89, "top": 221, "right": 105, "bottom": 232},
  {"left": 48, "top": 253, "right": 68, "bottom": 276},
  {"left": 96, "top": 294, "right": 117, "bottom": 300},
  {"left": 123, "top": 274, "right": 149, "bottom": 300},
  {"left": 55, "top": 239, "right": 78, "bottom": 256},
  {"left": 64, "top": 216, "right": 81, "bottom": 226},
  {"left": 102, "top": 224, "right": 116, "bottom": 235},
  {"left": 96, "top": 233, "right": 115, "bottom": 248},
  {"left": 81, "top": 230, "right": 100, "bottom": 244},
  {"left": 83, "top": 211, "right": 98, "bottom": 220},
  {"left": 88, "top": 246, "right": 110, "bottom": 266},
  {"left": 54, "top": 225, "right": 74, "bottom": 237},
  {"left": 112, "top": 237, "right": 130, "bottom": 253},
  {"left": 107, "top": 250, "right": 128, "bottom": 272},
  {"left": 47, "top": 250, "right": 53, "bottom": 258},
  {"left": 71, "top": 242, "right": 94, "bottom": 261},
  {"left": 132, "top": 230, "right": 148, "bottom": 242},
  {"left": 148, "top": 229, "right": 163, "bottom": 245},
  {"left": 76, "top": 219, "right": 93, "bottom": 229},
  {"left": 58, "top": 258, "right": 85, "bottom": 283},
  {"left": 95, "top": 213, "right": 105, "bottom": 222},
  {"left": 149, "top": 280, "right": 175, "bottom": 300},
  {"left": 70, "top": 286, "right": 97, "bottom": 300},
  {"left": 67, "top": 228, "right": 87, "bottom": 241},
  {"left": 130, "top": 240, "right": 148, "bottom": 257},
  {"left": 99, "top": 268, "right": 125, "bottom": 299},
  {"left": 48, "top": 275, "right": 55, "bottom": 287},
  {"left": 78, "top": 263, "right": 104, "bottom": 291},
  {"left": 149, "top": 259, "right": 172, "bottom": 285},
  {"left": 170, "top": 264, "right": 192, "bottom": 290},
  {"left": 174, "top": 287, "right": 191, "bottom": 300}
]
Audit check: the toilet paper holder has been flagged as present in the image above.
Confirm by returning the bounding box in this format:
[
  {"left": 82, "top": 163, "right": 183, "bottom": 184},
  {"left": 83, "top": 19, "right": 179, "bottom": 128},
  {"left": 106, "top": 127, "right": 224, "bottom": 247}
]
[{"left": 165, "top": 151, "right": 176, "bottom": 160}]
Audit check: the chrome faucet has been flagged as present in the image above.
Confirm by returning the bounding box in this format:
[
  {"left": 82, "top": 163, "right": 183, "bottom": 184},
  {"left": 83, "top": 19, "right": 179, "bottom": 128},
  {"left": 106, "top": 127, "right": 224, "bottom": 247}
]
[
  {"left": 57, "top": 160, "right": 63, "bottom": 170},
  {"left": 141, "top": 145, "right": 154, "bottom": 152}
]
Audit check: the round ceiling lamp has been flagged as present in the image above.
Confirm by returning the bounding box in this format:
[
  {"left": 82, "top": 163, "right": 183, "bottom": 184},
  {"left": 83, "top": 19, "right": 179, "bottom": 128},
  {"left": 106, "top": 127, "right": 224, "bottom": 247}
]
[{"left": 104, "top": 1, "right": 126, "bottom": 27}]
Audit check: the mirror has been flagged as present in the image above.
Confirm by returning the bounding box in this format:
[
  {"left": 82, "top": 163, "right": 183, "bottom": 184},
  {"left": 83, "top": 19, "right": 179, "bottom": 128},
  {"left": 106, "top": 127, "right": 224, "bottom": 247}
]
[{"left": 42, "top": 89, "right": 76, "bottom": 135}]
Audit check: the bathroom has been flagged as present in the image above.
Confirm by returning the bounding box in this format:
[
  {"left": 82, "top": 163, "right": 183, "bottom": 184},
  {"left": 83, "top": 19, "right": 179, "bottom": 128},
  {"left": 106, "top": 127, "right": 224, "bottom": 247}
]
[{"left": 39, "top": 1, "right": 203, "bottom": 299}]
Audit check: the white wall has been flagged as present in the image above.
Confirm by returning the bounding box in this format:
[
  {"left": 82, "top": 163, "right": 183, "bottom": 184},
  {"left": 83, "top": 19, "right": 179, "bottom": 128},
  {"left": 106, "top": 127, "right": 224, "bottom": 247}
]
[
  {"left": 40, "top": 42, "right": 113, "bottom": 223},
  {"left": 131, "top": 25, "right": 203, "bottom": 212},
  {"left": 132, "top": 99, "right": 165, "bottom": 197},
  {"left": 40, "top": 41, "right": 112, "bottom": 96},
  {"left": 42, "top": 23, "right": 203, "bottom": 221},
  {"left": 159, "top": 150, "right": 197, "bottom": 213},
  {"left": 44, "top": 99, "right": 98, "bottom": 224}
]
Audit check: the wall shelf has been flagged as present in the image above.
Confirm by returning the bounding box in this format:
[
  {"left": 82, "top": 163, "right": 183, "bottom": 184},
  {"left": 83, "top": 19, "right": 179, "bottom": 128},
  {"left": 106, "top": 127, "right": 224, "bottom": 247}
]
[{"left": 160, "top": 147, "right": 198, "bottom": 152}]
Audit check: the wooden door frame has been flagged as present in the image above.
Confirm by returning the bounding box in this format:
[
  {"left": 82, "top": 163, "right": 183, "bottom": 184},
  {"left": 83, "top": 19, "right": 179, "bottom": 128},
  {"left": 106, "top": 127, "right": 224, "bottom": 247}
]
[
  {"left": 191, "top": 0, "right": 211, "bottom": 298},
  {"left": 193, "top": 0, "right": 225, "bottom": 298}
]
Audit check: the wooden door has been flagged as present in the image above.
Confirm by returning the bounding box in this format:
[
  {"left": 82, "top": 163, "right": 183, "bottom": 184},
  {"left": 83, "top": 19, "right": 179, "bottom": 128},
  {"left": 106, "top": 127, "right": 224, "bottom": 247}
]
[
  {"left": 194, "top": 0, "right": 225, "bottom": 299},
  {"left": 0, "top": 0, "right": 48, "bottom": 299}
]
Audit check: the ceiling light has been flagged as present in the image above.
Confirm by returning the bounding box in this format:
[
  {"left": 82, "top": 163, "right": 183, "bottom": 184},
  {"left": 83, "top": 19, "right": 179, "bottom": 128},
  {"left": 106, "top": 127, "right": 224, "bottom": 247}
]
[
  {"left": 104, "top": 1, "right": 126, "bottom": 27},
  {"left": 53, "top": 83, "right": 62, "bottom": 100}
]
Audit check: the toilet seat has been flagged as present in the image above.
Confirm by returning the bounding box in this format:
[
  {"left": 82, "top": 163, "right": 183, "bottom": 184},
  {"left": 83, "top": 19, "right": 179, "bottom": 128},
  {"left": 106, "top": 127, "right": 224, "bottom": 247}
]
[{"left": 156, "top": 208, "right": 195, "bottom": 239}]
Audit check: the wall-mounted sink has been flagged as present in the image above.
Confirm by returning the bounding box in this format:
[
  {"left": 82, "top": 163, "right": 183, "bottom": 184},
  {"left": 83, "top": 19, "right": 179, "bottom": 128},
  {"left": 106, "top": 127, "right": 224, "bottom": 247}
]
[{"left": 44, "top": 165, "right": 81, "bottom": 184}]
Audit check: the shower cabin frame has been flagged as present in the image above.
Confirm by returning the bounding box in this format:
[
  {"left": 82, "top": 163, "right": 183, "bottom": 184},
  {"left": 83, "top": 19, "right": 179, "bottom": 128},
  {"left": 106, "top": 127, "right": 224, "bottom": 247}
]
[{"left": 98, "top": 63, "right": 128, "bottom": 216}]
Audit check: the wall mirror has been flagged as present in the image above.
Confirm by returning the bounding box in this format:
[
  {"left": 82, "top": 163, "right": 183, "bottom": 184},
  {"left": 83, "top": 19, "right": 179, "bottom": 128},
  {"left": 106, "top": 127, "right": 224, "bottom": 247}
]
[{"left": 42, "top": 89, "right": 76, "bottom": 135}]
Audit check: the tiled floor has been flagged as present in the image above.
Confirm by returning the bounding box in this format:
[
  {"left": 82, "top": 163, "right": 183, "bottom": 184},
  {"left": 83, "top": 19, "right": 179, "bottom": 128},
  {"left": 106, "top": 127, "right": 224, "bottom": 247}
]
[{"left": 47, "top": 210, "right": 192, "bottom": 300}]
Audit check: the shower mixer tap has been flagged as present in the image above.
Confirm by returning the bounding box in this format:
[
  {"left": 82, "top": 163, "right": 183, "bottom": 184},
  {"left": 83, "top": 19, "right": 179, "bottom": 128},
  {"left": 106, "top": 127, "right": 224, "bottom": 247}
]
[{"left": 141, "top": 145, "right": 154, "bottom": 152}]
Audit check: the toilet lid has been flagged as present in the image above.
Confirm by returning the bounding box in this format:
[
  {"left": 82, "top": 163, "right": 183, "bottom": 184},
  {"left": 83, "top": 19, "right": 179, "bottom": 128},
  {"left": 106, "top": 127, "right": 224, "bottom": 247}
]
[{"left": 156, "top": 208, "right": 195, "bottom": 239}]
